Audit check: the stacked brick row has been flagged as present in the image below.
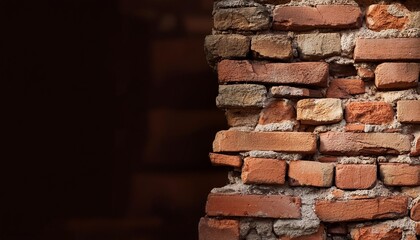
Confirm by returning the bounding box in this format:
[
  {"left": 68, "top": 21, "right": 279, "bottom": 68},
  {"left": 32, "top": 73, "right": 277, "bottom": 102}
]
[{"left": 200, "top": 0, "right": 420, "bottom": 239}]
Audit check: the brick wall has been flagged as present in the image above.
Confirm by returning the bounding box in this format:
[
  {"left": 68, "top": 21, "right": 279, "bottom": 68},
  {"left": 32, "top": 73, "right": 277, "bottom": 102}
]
[{"left": 200, "top": 0, "right": 420, "bottom": 239}]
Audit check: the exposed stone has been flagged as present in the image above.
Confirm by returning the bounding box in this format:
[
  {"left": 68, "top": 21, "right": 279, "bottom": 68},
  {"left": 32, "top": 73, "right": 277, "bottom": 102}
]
[
  {"left": 319, "top": 132, "right": 412, "bottom": 155},
  {"left": 251, "top": 35, "right": 292, "bottom": 60},
  {"left": 354, "top": 38, "right": 420, "bottom": 61},
  {"left": 225, "top": 109, "right": 260, "bottom": 128},
  {"left": 288, "top": 161, "right": 334, "bottom": 187},
  {"left": 258, "top": 99, "right": 295, "bottom": 125},
  {"left": 209, "top": 153, "right": 242, "bottom": 168},
  {"left": 350, "top": 223, "right": 403, "bottom": 240},
  {"left": 216, "top": 84, "right": 267, "bottom": 108},
  {"left": 345, "top": 102, "right": 395, "bottom": 124},
  {"left": 397, "top": 100, "right": 420, "bottom": 124},
  {"left": 366, "top": 4, "right": 409, "bottom": 31},
  {"left": 297, "top": 99, "right": 343, "bottom": 125},
  {"left": 270, "top": 86, "right": 323, "bottom": 99},
  {"left": 375, "top": 63, "right": 419, "bottom": 90},
  {"left": 379, "top": 163, "right": 420, "bottom": 186},
  {"left": 199, "top": 217, "right": 240, "bottom": 240},
  {"left": 242, "top": 157, "right": 286, "bottom": 185},
  {"left": 326, "top": 79, "right": 365, "bottom": 99},
  {"left": 296, "top": 33, "right": 341, "bottom": 60},
  {"left": 335, "top": 164, "right": 377, "bottom": 190},
  {"left": 204, "top": 34, "right": 250, "bottom": 63},
  {"left": 218, "top": 60, "right": 329, "bottom": 87},
  {"left": 213, "top": 7, "right": 270, "bottom": 31},
  {"left": 273, "top": 5, "right": 362, "bottom": 31}
]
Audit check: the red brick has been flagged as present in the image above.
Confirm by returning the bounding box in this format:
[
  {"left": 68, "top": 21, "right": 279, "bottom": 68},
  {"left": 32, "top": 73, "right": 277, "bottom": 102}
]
[
  {"left": 319, "top": 132, "right": 411, "bottom": 155},
  {"left": 326, "top": 79, "right": 365, "bottom": 98},
  {"left": 280, "top": 225, "right": 326, "bottom": 240},
  {"left": 218, "top": 60, "right": 328, "bottom": 87},
  {"left": 411, "top": 201, "right": 420, "bottom": 221},
  {"left": 335, "top": 164, "right": 377, "bottom": 190},
  {"left": 258, "top": 99, "right": 295, "bottom": 125},
  {"left": 206, "top": 194, "right": 301, "bottom": 218},
  {"left": 379, "top": 163, "right": 420, "bottom": 186},
  {"left": 350, "top": 223, "right": 403, "bottom": 240},
  {"left": 317, "top": 156, "right": 338, "bottom": 163},
  {"left": 357, "top": 67, "right": 375, "bottom": 80},
  {"left": 273, "top": 5, "right": 362, "bottom": 31},
  {"left": 199, "top": 217, "right": 239, "bottom": 240},
  {"left": 366, "top": 4, "right": 409, "bottom": 31},
  {"left": 242, "top": 157, "right": 286, "bottom": 185},
  {"left": 315, "top": 196, "right": 409, "bottom": 222},
  {"left": 345, "top": 102, "right": 395, "bottom": 124},
  {"left": 412, "top": 137, "right": 420, "bottom": 157},
  {"left": 375, "top": 63, "right": 419, "bottom": 90},
  {"left": 213, "top": 130, "right": 317, "bottom": 154},
  {"left": 225, "top": 109, "right": 260, "bottom": 128},
  {"left": 354, "top": 38, "right": 420, "bottom": 61},
  {"left": 345, "top": 124, "right": 365, "bottom": 133},
  {"left": 416, "top": 222, "right": 420, "bottom": 235},
  {"left": 397, "top": 100, "right": 420, "bottom": 124},
  {"left": 288, "top": 161, "right": 334, "bottom": 187},
  {"left": 209, "top": 153, "right": 242, "bottom": 168}
]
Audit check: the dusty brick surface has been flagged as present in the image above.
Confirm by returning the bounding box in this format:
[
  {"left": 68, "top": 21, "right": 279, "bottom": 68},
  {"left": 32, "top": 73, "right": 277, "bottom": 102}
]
[
  {"left": 375, "top": 62, "right": 419, "bottom": 90},
  {"left": 206, "top": 194, "right": 301, "bottom": 218},
  {"left": 315, "top": 196, "right": 409, "bottom": 222},
  {"left": 209, "top": 153, "right": 242, "bottom": 168},
  {"left": 216, "top": 84, "right": 267, "bottom": 108},
  {"left": 397, "top": 100, "right": 420, "bottom": 124},
  {"left": 213, "top": 130, "right": 317, "bottom": 153},
  {"left": 251, "top": 35, "right": 292, "bottom": 60},
  {"left": 350, "top": 223, "right": 403, "bottom": 240},
  {"left": 357, "top": 67, "right": 375, "bottom": 80},
  {"left": 366, "top": 4, "right": 409, "bottom": 31},
  {"left": 296, "top": 33, "right": 341, "bottom": 60},
  {"left": 273, "top": 5, "right": 362, "bottom": 31},
  {"left": 335, "top": 164, "right": 377, "bottom": 190},
  {"left": 218, "top": 60, "right": 329, "bottom": 87},
  {"left": 345, "top": 102, "right": 395, "bottom": 124},
  {"left": 297, "top": 99, "right": 343, "bottom": 125},
  {"left": 319, "top": 132, "right": 411, "bottom": 155},
  {"left": 379, "top": 163, "right": 420, "bottom": 186},
  {"left": 258, "top": 99, "right": 295, "bottom": 125},
  {"left": 242, "top": 157, "right": 286, "bottom": 185},
  {"left": 199, "top": 217, "right": 240, "bottom": 240},
  {"left": 326, "top": 79, "right": 365, "bottom": 99},
  {"left": 214, "top": 7, "right": 270, "bottom": 31},
  {"left": 270, "top": 86, "right": 323, "bottom": 99},
  {"left": 288, "top": 161, "right": 334, "bottom": 187},
  {"left": 204, "top": 34, "right": 250, "bottom": 62},
  {"left": 354, "top": 38, "right": 420, "bottom": 61}
]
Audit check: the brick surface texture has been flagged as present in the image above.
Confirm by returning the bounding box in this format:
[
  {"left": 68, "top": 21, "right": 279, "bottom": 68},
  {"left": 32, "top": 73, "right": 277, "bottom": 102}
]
[{"left": 201, "top": 0, "right": 420, "bottom": 239}]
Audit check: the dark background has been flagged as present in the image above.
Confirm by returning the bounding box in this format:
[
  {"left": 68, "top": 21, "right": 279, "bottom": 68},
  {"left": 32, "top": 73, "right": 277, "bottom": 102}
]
[{"left": 1, "top": 0, "right": 227, "bottom": 239}]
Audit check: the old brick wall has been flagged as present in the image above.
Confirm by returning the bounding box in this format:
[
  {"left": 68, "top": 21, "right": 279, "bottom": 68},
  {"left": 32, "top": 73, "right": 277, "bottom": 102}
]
[{"left": 200, "top": 0, "right": 420, "bottom": 239}]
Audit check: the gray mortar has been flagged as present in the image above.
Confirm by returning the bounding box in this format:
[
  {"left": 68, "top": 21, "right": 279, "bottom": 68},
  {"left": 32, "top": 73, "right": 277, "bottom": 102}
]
[
  {"left": 378, "top": 155, "right": 420, "bottom": 165},
  {"left": 242, "top": 151, "right": 304, "bottom": 160},
  {"left": 255, "top": 121, "right": 297, "bottom": 132},
  {"left": 387, "top": 4, "right": 407, "bottom": 18},
  {"left": 337, "top": 156, "right": 377, "bottom": 164}
]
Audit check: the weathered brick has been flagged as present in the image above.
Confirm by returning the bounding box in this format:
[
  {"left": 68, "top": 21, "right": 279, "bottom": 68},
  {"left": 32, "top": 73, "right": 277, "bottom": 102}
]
[
  {"left": 273, "top": 5, "right": 362, "bottom": 31},
  {"left": 345, "top": 124, "right": 365, "bottom": 133},
  {"left": 412, "top": 137, "right": 420, "bottom": 156},
  {"left": 345, "top": 102, "right": 395, "bottom": 124},
  {"left": 199, "top": 217, "right": 240, "bottom": 240},
  {"left": 213, "top": 130, "right": 317, "bottom": 153},
  {"left": 213, "top": 7, "right": 270, "bottom": 31},
  {"left": 335, "top": 164, "right": 377, "bottom": 190},
  {"left": 315, "top": 196, "right": 409, "bottom": 222},
  {"left": 206, "top": 194, "right": 301, "bottom": 218},
  {"left": 296, "top": 33, "right": 341, "bottom": 60},
  {"left": 357, "top": 67, "right": 375, "bottom": 80},
  {"left": 366, "top": 4, "right": 409, "bottom": 31},
  {"left": 218, "top": 60, "right": 329, "bottom": 87},
  {"left": 288, "top": 161, "right": 334, "bottom": 187},
  {"left": 225, "top": 109, "right": 260, "bottom": 127},
  {"left": 251, "top": 34, "right": 292, "bottom": 60},
  {"left": 379, "top": 163, "right": 420, "bottom": 186},
  {"left": 258, "top": 99, "right": 295, "bottom": 125},
  {"left": 242, "top": 157, "right": 286, "bottom": 185},
  {"left": 354, "top": 38, "right": 420, "bottom": 61},
  {"left": 216, "top": 84, "right": 267, "bottom": 108},
  {"left": 270, "top": 86, "right": 323, "bottom": 99},
  {"left": 297, "top": 99, "right": 343, "bottom": 125},
  {"left": 412, "top": 201, "right": 420, "bottom": 221},
  {"left": 416, "top": 222, "right": 420, "bottom": 235},
  {"left": 397, "top": 100, "right": 420, "bottom": 124},
  {"left": 350, "top": 223, "right": 403, "bottom": 240},
  {"left": 375, "top": 63, "right": 419, "bottom": 90},
  {"left": 209, "top": 153, "right": 242, "bottom": 168},
  {"left": 326, "top": 79, "right": 365, "bottom": 99},
  {"left": 280, "top": 225, "right": 326, "bottom": 240},
  {"left": 204, "top": 34, "right": 250, "bottom": 63},
  {"left": 319, "top": 132, "right": 411, "bottom": 155}
]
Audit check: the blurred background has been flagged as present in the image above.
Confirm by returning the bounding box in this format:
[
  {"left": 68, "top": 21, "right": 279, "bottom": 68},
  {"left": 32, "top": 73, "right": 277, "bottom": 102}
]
[{"left": 1, "top": 0, "right": 228, "bottom": 239}]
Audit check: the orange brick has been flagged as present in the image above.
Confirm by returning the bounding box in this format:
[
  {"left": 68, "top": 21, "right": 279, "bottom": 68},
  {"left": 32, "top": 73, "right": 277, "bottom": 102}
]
[
  {"left": 397, "top": 100, "right": 420, "bottom": 124},
  {"left": 412, "top": 137, "right": 420, "bottom": 157},
  {"left": 273, "top": 5, "right": 362, "bottom": 31},
  {"left": 366, "top": 4, "right": 409, "bottom": 31},
  {"left": 335, "top": 164, "right": 377, "bottom": 190},
  {"left": 206, "top": 194, "right": 301, "bottom": 218},
  {"left": 350, "top": 223, "right": 403, "bottom": 240},
  {"left": 357, "top": 67, "right": 375, "bottom": 80},
  {"left": 315, "top": 196, "right": 409, "bottom": 222},
  {"left": 411, "top": 201, "right": 420, "bottom": 221},
  {"left": 326, "top": 79, "right": 365, "bottom": 98},
  {"left": 380, "top": 163, "right": 420, "bottom": 186},
  {"left": 213, "top": 130, "right": 317, "bottom": 154},
  {"left": 288, "top": 161, "right": 334, "bottom": 187},
  {"left": 354, "top": 38, "right": 420, "bottom": 61},
  {"left": 345, "top": 124, "right": 365, "bottom": 132},
  {"left": 375, "top": 63, "right": 419, "bottom": 90},
  {"left": 345, "top": 102, "right": 394, "bottom": 124},
  {"left": 209, "top": 153, "right": 242, "bottom": 168},
  {"left": 242, "top": 157, "right": 286, "bottom": 185},
  {"left": 199, "top": 217, "right": 239, "bottom": 240},
  {"left": 218, "top": 60, "right": 328, "bottom": 87},
  {"left": 258, "top": 99, "right": 295, "bottom": 125}
]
